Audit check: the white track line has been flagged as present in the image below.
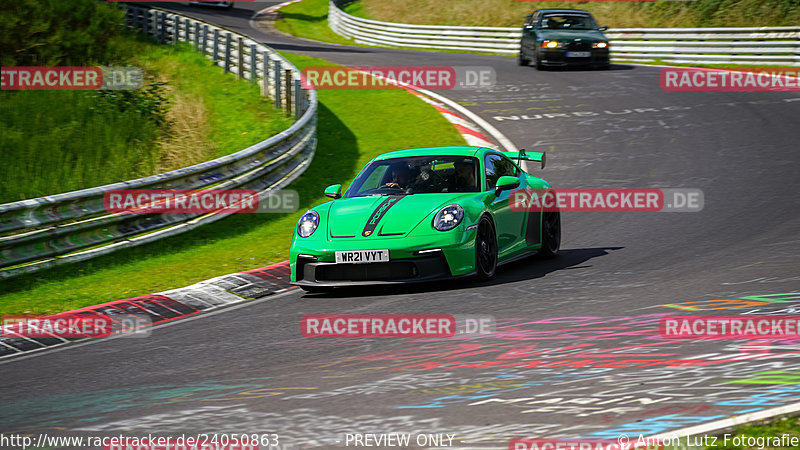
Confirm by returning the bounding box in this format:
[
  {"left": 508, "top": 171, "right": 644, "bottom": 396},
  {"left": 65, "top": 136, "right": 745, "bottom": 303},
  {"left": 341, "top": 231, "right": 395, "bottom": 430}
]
[{"left": 649, "top": 401, "right": 800, "bottom": 442}]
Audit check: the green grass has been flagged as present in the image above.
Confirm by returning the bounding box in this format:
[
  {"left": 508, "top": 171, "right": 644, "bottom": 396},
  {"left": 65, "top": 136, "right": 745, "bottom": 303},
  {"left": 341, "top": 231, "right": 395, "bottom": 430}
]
[
  {"left": 139, "top": 42, "right": 295, "bottom": 161},
  {"left": 0, "top": 39, "right": 294, "bottom": 203},
  {"left": 0, "top": 52, "right": 465, "bottom": 316},
  {"left": 0, "top": 89, "right": 162, "bottom": 204},
  {"left": 353, "top": 0, "right": 800, "bottom": 28},
  {"left": 273, "top": 0, "right": 800, "bottom": 58},
  {"left": 273, "top": 0, "right": 357, "bottom": 46},
  {"left": 272, "top": 0, "right": 501, "bottom": 56},
  {"left": 702, "top": 415, "right": 800, "bottom": 449}
]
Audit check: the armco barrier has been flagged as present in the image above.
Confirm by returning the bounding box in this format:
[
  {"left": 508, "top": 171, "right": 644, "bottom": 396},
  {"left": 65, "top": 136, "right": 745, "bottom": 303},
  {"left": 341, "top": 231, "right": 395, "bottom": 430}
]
[
  {"left": 0, "top": 5, "right": 317, "bottom": 279},
  {"left": 328, "top": 1, "right": 800, "bottom": 66}
]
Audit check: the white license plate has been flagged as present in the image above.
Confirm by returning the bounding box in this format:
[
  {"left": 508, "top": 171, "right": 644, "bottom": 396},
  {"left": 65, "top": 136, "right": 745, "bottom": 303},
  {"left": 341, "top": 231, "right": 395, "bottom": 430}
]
[
  {"left": 566, "top": 51, "right": 591, "bottom": 58},
  {"left": 335, "top": 249, "right": 390, "bottom": 264}
]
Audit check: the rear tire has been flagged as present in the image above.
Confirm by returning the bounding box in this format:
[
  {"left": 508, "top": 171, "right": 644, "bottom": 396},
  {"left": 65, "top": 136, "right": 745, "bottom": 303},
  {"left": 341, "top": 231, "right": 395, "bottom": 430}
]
[
  {"left": 475, "top": 216, "right": 498, "bottom": 279},
  {"left": 537, "top": 211, "right": 561, "bottom": 259}
]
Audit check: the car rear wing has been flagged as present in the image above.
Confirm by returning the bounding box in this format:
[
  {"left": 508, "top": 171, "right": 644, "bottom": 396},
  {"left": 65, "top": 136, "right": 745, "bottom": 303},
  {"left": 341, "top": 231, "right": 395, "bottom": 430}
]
[{"left": 506, "top": 149, "right": 546, "bottom": 169}]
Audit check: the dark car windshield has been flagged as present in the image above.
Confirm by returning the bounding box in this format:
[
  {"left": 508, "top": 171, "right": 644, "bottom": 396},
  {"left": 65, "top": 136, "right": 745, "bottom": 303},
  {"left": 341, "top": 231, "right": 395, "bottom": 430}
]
[
  {"left": 541, "top": 13, "right": 598, "bottom": 30},
  {"left": 344, "top": 156, "right": 480, "bottom": 198}
]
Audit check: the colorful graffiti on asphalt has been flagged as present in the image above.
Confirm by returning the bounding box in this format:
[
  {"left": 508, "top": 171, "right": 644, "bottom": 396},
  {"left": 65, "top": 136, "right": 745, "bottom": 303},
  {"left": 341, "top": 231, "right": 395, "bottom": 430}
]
[{"left": 6, "top": 292, "right": 800, "bottom": 448}]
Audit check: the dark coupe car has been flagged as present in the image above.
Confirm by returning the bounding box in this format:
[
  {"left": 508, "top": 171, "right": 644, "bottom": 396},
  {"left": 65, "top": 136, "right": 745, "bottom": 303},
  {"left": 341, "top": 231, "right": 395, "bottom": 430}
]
[{"left": 519, "top": 9, "right": 610, "bottom": 70}]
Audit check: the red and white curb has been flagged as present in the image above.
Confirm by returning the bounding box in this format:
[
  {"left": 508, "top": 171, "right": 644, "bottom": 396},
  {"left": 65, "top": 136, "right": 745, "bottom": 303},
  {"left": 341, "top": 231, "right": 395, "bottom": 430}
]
[
  {"left": 0, "top": 262, "right": 295, "bottom": 359},
  {"left": 405, "top": 90, "right": 498, "bottom": 149},
  {"left": 260, "top": 0, "right": 302, "bottom": 14}
]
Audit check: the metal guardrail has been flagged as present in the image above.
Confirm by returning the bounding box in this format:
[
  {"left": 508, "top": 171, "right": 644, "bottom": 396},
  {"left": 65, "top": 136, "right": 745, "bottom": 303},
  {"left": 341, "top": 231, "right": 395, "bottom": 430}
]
[
  {"left": 329, "top": 2, "right": 521, "bottom": 54},
  {"left": 0, "top": 5, "right": 318, "bottom": 279},
  {"left": 328, "top": 2, "right": 800, "bottom": 65}
]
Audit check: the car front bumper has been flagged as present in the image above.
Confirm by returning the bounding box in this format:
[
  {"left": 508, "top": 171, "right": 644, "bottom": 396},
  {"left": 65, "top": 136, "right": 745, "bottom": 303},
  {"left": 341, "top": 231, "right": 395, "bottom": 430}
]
[
  {"left": 539, "top": 49, "right": 610, "bottom": 67},
  {"left": 290, "top": 228, "right": 477, "bottom": 286}
]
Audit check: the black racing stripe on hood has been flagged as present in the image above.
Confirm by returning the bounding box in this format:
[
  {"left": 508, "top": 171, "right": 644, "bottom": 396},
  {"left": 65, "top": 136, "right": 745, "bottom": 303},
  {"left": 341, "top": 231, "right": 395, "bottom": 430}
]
[{"left": 362, "top": 195, "right": 404, "bottom": 237}]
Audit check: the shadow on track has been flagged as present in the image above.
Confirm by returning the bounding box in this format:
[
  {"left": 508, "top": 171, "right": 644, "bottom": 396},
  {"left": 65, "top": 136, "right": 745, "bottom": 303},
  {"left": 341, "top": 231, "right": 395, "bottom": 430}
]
[
  {"left": 300, "top": 246, "right": 623, "bottom": 299},
  {"left": 532, "top": 64, "right": 635, "bottom": 72}
]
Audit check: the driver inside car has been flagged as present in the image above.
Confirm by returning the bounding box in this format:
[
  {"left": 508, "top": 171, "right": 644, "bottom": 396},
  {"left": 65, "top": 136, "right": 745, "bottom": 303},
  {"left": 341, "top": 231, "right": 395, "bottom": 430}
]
[{"left": 384, "top": 165, "right": 411, "bottom": 189}]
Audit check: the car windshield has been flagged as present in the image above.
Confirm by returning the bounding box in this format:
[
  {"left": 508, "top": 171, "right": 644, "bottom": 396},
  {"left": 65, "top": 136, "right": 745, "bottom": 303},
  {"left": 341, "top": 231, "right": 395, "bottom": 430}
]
[
  {"left": 344, "top": 156, "right": 480, "bottom": 198},
  {"left": 541, "top": 14, "right": 598, "bottom": 30}
]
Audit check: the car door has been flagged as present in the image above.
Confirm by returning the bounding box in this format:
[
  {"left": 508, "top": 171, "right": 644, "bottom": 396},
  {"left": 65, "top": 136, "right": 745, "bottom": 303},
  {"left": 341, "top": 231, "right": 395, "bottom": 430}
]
[
  {"left": 484, "top": 154, "right": 527, "bottom": 258},
  {"left": 521, "top": 11, "right": 540, "bottom": 54}
]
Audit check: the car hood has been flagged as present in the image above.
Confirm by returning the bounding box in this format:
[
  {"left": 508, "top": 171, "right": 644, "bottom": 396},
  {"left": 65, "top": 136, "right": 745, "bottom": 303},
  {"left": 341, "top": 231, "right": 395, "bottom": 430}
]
[
  {"left": 539, "top": 30, "right": 606, "bottom": 42},
  {"left": 326, "top": 194, "right": 469, "bottom": 238}
]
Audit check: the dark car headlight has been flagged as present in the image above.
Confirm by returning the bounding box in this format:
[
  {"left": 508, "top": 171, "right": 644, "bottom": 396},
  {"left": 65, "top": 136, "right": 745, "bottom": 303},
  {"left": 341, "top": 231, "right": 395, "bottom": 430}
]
[
  {"left": 593, "top": 42, "right": 609, "bottom": 49},
  {"left": 433, "top": 205, "right": 464, "bottom": 231},
  {"left": 542, "top": 40, "right": 563, "bottom": 49},
  {"left": 297, "top": 211, "right": 319, "bottom": 237}
]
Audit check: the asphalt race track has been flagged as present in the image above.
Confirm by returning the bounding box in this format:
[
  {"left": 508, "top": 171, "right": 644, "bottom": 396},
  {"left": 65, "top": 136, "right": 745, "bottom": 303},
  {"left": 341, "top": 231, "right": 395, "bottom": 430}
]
[{"left": 2, "top": 2, "right": 800, "bottom": 448}]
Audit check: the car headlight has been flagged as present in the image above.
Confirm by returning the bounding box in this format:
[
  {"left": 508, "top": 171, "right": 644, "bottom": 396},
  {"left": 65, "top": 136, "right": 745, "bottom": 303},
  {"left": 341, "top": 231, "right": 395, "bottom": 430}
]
[
  {"left": 433, "top": 205, "right": 464, "bottom": 231},
  {"left": 593, "top": 42, "right": 609, "bottom": 49},
  {"left": 542, "top": 40, "right": 562, "bottom": 49},
  {"left": 297, "top": 211, "right": 319, "bottom": 237}
]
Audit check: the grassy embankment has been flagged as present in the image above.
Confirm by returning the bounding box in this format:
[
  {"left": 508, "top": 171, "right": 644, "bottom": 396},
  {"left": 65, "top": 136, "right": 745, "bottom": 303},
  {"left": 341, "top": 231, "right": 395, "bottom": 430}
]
[
  {"left": 0, "top": 51, "right": 465, "bottom": 315},
  {"left": 353, "top": 0, "right": 800, "bottom": 28},
  {"left": 0, "top": 0, "right": 293, "bottom": 204},
  {"left": 0, "top": 0, "right": 465, "bottom": 314},
  {"left": 274, "top": 0, "right": 800, "bottom": 69}
]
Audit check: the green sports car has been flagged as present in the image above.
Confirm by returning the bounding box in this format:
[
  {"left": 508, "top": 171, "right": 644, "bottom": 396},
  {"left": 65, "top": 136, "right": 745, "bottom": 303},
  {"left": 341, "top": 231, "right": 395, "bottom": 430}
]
[{"left": 289, "top": 146, "right": 560, "bottom": 292}]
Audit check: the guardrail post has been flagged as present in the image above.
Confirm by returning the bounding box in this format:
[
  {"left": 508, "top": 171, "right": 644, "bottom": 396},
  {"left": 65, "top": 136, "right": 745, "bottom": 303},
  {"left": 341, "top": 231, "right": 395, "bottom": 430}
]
[
  {"left": 237, "top": 37, "right": 244, "bottom": 80},
  {"left": 159, "top": 12, "right": 166, "bottom": 43},
  {"left": 284, "top": 69, "right": 292, "bottom": 116},
  {"left": 202, "top": 25, "right": 209, "bottom": 56},
  {"left": 194, "top": 22, "right": 200, "bottom": 50},
  {"left": 172, "top": 16, "right": 178, "bottom": 44},
  {"left": 273, "top": 59, "right": 282, "bottom": 109},
  {"left": 212, "top": 29, "right": 220, "bottom": 63},
  {"left": 261, "top": 51, "right": 269, "bottom": 96},
  {"left": 294, "top": 79, "right": 302, "bottom": 118},
  {"left": 249, "top": 44, "right": 257, "bottom": 84},
  {"left": 224, "top": 33, "right": 232, "bottom": 73}
]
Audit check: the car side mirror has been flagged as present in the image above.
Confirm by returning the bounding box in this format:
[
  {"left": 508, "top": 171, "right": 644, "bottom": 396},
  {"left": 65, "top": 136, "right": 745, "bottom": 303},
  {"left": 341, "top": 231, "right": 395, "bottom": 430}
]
[
  {"left": 324, "top": 184, "right": 342, "bottom": 199},
  {"left": 599, "top": 26, "right": 608, "bottom": 31},
  {"left": 494, "top": 176, "right": 520, "bottom": 196}
]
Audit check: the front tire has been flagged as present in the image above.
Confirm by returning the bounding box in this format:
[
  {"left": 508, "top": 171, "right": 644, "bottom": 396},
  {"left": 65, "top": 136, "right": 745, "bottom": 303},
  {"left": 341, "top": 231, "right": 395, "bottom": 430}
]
[
  {"left": 537, "top": 211, "right": 561, "bottom": 259},
  {"left": 518, "top": 49, "right": 530, "bottom": 66},
  {"left": 475, "top": 216, "right": 498, "bottom": 279}
]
